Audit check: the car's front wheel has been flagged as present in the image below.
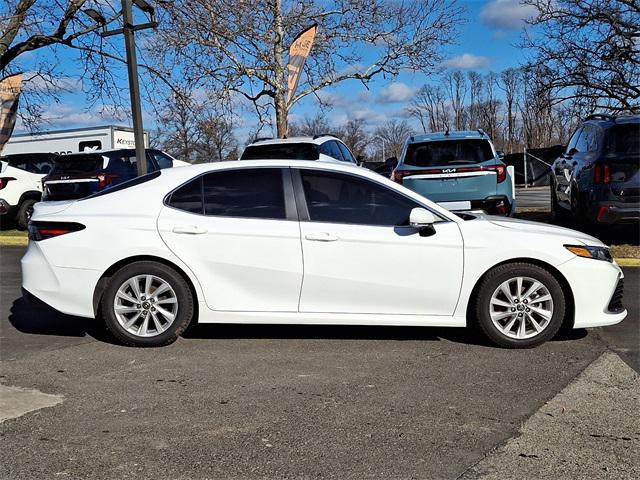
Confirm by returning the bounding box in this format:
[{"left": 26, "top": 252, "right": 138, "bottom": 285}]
[
  {"left": 475, "top": 263, "right": 566, "bottom": 348},
  {"left": 100, "top": 261, "right": 194, "bottom": 347}
]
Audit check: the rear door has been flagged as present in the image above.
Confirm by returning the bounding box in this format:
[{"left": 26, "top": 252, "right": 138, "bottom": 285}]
[
  {"left": 157, "top": 167, "right": 303, "bottom": 312},
  {"left": 399, "top": 139, "right": 498, "bottom": 203}
]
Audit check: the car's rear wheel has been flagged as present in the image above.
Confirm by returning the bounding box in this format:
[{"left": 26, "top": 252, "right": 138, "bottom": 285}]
[
  {"left": 17, "top": 199, "right": 37, "bottom": 230},
  {"left": 100, "top": 261, "right": 194, "bottom": 347},
  {"left": 475, "top": 263, "right": 566, "bottom": 348}
]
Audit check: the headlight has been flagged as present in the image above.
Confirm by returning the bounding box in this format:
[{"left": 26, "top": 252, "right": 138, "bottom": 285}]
[{"left": 565, "top": 245, "right": 612, "bottom": 262}]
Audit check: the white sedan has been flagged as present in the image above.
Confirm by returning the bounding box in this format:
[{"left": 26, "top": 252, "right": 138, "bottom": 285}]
[{"left": 22, "top": 160, "right": 626, "bottom": 348}]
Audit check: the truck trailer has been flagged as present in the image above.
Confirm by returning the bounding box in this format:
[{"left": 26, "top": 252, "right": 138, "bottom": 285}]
[{"left": 2, "top": 125, "right": 149, "bottom": 156}]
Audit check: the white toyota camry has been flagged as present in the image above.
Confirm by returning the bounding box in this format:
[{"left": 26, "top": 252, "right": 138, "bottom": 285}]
[{"left": 22, "top": 160, "right": 626, "bottom": 348}]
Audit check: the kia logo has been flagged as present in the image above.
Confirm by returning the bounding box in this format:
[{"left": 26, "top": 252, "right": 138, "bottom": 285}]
[{"left": 443, "top": 168, "right": 456, "bottom": 173}]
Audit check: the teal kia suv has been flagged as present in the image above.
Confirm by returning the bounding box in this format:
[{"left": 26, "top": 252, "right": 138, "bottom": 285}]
[{"left": 391, "top": 131, "right": 515, "bottom": 215}]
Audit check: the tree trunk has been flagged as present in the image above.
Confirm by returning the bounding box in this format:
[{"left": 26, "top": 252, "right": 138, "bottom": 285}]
[{"left": 273, "top": 0, "right": 288, "bottom": 138}]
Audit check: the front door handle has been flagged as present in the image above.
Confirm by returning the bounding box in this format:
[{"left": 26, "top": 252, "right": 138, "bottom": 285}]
[
  {"left": 172, "top": 225, "right": 208, "bottom": 235},
  {"left": 305, "top": 232, "right": 339, "bottom": 242}
]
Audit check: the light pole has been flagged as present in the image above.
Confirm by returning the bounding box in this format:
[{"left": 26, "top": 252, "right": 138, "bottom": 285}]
[
  {"left": 85, "top": 0, "right": 157, "bottom": 176},
  {"left": 372, "top": 135, "right": 387, "bottom": 161}
]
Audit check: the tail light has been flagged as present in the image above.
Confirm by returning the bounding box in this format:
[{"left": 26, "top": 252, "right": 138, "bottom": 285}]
[
  {"left": 392, "top": 164, "right": 508, "bottom": 184},
  {"left": 28, "top": 221, "right": 85, "bottom": 241},
  {"left": 594, "top": 163, "right": 611, "bottom": 184},
  {"left": 0, "top": 177, "right": 16, "bottom": 190},
  {"left": 97, "top": 173, "right": 120, "bottom": 188}
]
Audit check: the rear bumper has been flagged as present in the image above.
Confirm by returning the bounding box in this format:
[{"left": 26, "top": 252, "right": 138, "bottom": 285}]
[
  {"left": 21, "top": 241, "right": 100, "bottom": 318},
  {"left": 470, "top": 195, "right": 513, "bottom": 216},
  {"left": 0, "top": 199, "right": 11, "bottom": 215},
  {"left": 590, "top": 201, "right": 640, "bottom": 224}
]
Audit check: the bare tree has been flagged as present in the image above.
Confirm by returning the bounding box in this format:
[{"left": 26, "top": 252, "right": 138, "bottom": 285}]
[
  {"left": 523, "top": 0, "right": 639, "bottom": 113},
  {"left": 196, "top": 116, "right": 238, "bottom": 162},
  {"left": 407, "top": 85, "right": 450, "bottom": 133},
  {"left": 498, "top": 68, "right": 521, "bottom": 153},
  {"left": 373, "top": 119, "right": 413, "bottom": 159},
  {"left": 154, "top": 0, "right": 463, "bottom": 137},
  {"left": 335, "top": 118, "right": 369, "bottom": 160},
  {"left": 288, "top": 113, "right": 331, "bottom": 137},
  {"left": 444, "top": 71, "right": 467, "bottom": 130},
  {"left": 467, "top": 71, "right": 483, "bottom": 129}
]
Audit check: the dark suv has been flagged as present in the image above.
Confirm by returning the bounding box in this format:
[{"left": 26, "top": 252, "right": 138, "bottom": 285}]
[
  {"left": 550, "top": 114, "right": 639, "bottom": 224},
  {"left": 43, "top": 149, "right": 177, "bottom": 200}
]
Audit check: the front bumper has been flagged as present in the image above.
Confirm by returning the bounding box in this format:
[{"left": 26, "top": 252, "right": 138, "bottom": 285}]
[{"left": 558, "top": 256, "right": 627, "bottom": 329}]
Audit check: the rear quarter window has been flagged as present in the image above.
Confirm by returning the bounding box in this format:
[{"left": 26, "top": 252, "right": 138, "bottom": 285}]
[{"left": 404, "top": 139, "right": 494, "bottom": 167}]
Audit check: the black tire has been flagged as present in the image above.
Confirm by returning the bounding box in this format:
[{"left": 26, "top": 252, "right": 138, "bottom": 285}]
[
  {"left": 474, "top": 262, "right": 566, "bottom": 348},
  {"left": 16, "top": 199, "right": 37, "bottom": 230},
  {"left": 100, "top": 261, "right": 194, "bottom": 347}
]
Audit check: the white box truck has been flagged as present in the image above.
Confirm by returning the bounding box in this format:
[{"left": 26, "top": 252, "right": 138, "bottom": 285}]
[{"left": 2, "top": 125, "right": 149, "bottom": 156}]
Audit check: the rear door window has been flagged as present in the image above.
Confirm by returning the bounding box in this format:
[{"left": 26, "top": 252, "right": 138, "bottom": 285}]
[
  {"left": 241, "top": 143, "right": 319, "bottom": 160},
  {"left": 403, "top": 139, "right": 494, "bottom": 167},
  {"left": 203, "top": 168, "right": 286, "bottom": 219}
]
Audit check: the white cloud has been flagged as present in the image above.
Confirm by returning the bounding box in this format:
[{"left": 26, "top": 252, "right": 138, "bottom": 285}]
[
  {"left": 480, "top": 0, "right": 537, "bottom": 31},
  {"left": 442, "top": 53, "right": 492, "bottom": 70},
  {"left": 315, "top": 91, "right": 344, "bottom": 107},
  {"left": 377, "top": 82, "right": 416, "bottom": 103},
  {"left": 22, "top": 72, "right": 82, "bottom": 93}
]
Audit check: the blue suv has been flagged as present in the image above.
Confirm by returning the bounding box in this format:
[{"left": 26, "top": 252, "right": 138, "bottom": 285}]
[{"left": 391, "top": 131, "right": 515, "bottom": 215}]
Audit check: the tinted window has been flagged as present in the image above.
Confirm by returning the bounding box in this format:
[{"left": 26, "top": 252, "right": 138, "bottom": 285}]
[
  {"left": 404, "top": 139, "right": 493, "bottom": 167},
  {"left": 168, "top": 177, "right": 203, "bottom": 214},
  {"left": 149, "top": 150, "right": 174, "bottom": 169},
  {"left": 606, "top": 124, "right": 639, "bottom": 155},
  {"left": 319, "top": 141, "right": 344, "bottom": 161},
  {"left": 241, "top": 143, "right": 319, "bottom": 160},
  {"left": 4, "top": 154, "right": 55, "bottom": 174},
  {"left": 566, "top": 128, "right": 582, "bottom": 153},
  {"left": 581, "top": 125, "right": 600, "bottom": 152},
  {"left": 86, "top": 171, "right": 162, "bottom": 200},
  {"left": 300, "top": 170, "right": 420, "bottom": 226},
  {"left": 337, "top": 142, "right": 356, "bottom": 163},
  {"left": 574, "top": 128, "right": 589, "bottom": 153},
  {"left": 50, "top": 154, "right": 105, "bottom": 174},
  {"left": 203, "top": 168, "right": 286, "bottom": 219}
]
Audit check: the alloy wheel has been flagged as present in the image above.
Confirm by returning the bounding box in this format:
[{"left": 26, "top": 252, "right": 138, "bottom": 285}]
[
  {"left": 113, "top": 275, "right": 179, "bottom": 337},
  {"left": 489, "top": 276, "right": 554, "bottom": 339}
]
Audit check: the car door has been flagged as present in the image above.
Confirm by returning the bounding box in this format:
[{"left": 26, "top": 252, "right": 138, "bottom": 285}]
[
  {"left": 157, "top": 167, "right": 303, "bottom": 312},
  {"left": 294, "top": 168, "right": 464, "bottom": 316}
]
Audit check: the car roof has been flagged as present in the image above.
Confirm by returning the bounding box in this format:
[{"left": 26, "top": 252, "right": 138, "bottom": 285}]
[
  {"left": 408, "top": 130, "right": 489, "bottom": 143},
  {"left": 582, "top": 114, "right": 640, "bottom": 126},
  {"left": 246, "top": 136, "right": 338, "bottom": 146}
]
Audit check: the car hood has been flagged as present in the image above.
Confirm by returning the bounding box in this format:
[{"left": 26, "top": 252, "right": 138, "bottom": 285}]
[{"left": 483, "top": 215, "right": 605, "bottom": 246}]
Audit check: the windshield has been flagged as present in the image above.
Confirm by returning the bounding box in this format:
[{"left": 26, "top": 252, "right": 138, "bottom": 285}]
[
  {"left": 241, "top": 143, "right": 319, "bottom": 160},
  {"left": 605, "top": 124, "right": 639, "bottom": 155},
  {"left": 404, "top": 139, "right": 494, "bottom": 167}
]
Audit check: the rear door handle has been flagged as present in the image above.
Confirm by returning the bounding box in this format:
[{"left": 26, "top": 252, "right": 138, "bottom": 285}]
[
  {"left": 305, "top": 232, "right": 339, "bottom": 242},
  {"left": 172, "top": 225, "right": 207, "bottom": 235}
]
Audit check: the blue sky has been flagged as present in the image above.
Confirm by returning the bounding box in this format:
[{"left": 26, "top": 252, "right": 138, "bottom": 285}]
[{"left": 15, "top": 0, "right": 536, "bottom": 140}]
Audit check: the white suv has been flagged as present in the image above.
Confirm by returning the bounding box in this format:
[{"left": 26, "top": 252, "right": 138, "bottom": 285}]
[
  {"left": 0, "top": 153, "right": 56, "bottom": 229},
  {"left": 240, "top": 135, "right": 358, "bottom": 164}
]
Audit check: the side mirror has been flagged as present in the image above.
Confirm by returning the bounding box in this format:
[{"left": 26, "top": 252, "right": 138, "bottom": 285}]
[
  {"left": 385, "top": 156, "right": 398, "bottom": 168},
  {"left": 409, "top": 207, "right": 437, "bottom": 236},
  {"left": 567, "top": 147, "right": 578, "bottom": 156},
  {"left": 356, "top": 155, "right": 365, "bottom": 166},
  {"left": 496, "top": 150, "right": 505, "bottom": 160}
]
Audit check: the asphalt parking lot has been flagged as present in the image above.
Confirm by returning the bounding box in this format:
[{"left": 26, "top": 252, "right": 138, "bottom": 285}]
[{"left": 1, "top": 244, "right": 638, "bottom": 478}]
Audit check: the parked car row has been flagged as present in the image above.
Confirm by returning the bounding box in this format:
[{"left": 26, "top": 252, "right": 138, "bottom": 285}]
[{"left": 0, "top": 148, "right": 186, "bottom": 228}]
